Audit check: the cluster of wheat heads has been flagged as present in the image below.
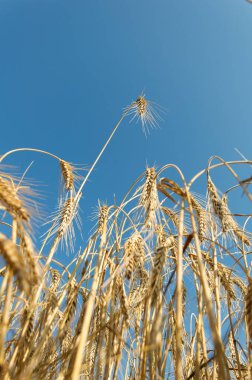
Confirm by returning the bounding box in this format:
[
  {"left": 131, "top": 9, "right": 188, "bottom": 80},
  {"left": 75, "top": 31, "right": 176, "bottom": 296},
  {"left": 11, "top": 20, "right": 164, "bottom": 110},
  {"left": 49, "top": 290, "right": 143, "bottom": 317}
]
[{"left": 0, "top": 101, "right": 252, "bottom": 380}]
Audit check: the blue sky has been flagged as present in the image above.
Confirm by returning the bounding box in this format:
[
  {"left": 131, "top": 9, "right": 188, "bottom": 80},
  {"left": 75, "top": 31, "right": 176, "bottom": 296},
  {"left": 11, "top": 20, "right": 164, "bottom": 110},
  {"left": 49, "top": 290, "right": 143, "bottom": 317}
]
[{"left": 0, "top": 0, "right": 252, "bottom": 243}]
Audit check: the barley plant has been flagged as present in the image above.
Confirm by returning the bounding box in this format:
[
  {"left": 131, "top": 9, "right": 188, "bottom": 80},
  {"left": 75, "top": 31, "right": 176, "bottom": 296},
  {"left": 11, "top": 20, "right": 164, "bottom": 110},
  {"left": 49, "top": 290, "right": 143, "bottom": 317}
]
[{"left": 0, "top": 96, "right": 251, "bottom": 380}]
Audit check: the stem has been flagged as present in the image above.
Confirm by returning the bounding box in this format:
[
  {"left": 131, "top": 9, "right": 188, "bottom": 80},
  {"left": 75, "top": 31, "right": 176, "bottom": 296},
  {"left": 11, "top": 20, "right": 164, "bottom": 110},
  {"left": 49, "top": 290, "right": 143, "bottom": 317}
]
[
  {"left": 69, "top": 245, "right": 106, "bottom": 380},
  {"left": 0, "top": 220, "right": 17, "bottom": 373},
  {"left": 175, "top": 202, "right": 184, "bottom": 380},
  {"left": 75, "top": 113, "right": 126, "bottom": 200},
  {"left": 0, "top": 148, "right": 62, "bottom": 164}
]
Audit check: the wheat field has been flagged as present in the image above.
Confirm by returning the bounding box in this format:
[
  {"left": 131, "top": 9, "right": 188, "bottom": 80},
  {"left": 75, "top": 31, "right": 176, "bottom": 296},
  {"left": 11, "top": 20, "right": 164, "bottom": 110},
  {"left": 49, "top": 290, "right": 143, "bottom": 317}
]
[{"left": 0, "top": 97, "right": 251, "bottom": 379}]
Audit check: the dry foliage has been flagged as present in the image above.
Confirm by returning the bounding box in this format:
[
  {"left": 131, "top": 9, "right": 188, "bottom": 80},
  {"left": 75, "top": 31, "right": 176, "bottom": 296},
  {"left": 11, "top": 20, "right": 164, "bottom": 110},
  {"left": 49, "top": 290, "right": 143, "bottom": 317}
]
[{"left": 0, "top": 98, "right": 251, "bottom": 379}]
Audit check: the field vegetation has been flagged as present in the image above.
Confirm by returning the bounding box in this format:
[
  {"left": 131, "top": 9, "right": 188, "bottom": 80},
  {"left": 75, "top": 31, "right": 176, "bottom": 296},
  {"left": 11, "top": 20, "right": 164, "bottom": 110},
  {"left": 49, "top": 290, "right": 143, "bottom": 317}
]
[{"left": 0, "top": 96, "right": 251, "bottom": 379}]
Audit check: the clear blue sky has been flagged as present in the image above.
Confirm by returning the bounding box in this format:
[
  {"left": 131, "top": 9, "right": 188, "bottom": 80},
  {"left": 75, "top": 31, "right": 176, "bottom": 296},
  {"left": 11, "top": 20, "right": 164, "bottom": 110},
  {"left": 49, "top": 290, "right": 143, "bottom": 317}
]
[{"left": 0, "top": 0, "right": 251, "bottom": 243}]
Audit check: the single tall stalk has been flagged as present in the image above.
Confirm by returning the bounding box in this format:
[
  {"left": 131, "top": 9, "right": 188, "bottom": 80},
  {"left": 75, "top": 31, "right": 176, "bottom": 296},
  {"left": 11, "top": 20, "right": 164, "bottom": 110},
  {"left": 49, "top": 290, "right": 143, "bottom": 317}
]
[
  {"left": 75, "top": 113, "right": 126, "bottom": 200},
  {"left": 175, "top": 202, "right": 184, "bottom": 380}
]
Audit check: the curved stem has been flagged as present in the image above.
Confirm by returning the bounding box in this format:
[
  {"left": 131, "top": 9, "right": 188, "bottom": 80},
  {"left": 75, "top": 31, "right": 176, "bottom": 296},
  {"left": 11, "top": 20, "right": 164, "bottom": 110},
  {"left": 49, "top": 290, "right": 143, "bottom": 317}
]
[{"left": 0, "top": 148, "right": 62, "bottom": 164}]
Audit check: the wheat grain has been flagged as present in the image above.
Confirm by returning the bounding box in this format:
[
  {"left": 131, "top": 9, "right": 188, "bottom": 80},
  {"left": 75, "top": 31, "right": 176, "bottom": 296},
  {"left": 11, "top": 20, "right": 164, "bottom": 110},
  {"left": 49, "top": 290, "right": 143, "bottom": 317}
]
[
  {"left": 124, "top": 233, "right": 145, "bottom": 280},
  {"left": 17, "top": 223, "right": 40, "bottom": 285},
  {"left": 0, "top": 176, "right": 29, "bottom": 221},
  {"left": 191, "top": 197, "right": 207, "bottom": 242},
  {"left": 60, "top": 160, "right": 74, "bottom": 191},
  {"left": 208, "top": 178, "right": 250, "bottom": 245},
  {"left": 58, "top": 196, "right": 74, "bottom": 239},
  {"left": 140, "top": 167, "right": 159, "bottom": 228},
  {"left": 0, "top": 233, "right": 30, "bottom": 293},
  {"left": 49, "top": 269, "right": 61, "bottom": 291}
]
